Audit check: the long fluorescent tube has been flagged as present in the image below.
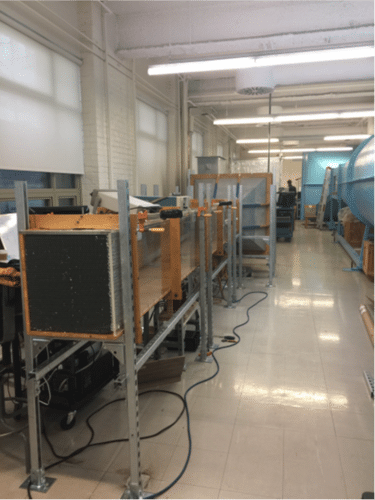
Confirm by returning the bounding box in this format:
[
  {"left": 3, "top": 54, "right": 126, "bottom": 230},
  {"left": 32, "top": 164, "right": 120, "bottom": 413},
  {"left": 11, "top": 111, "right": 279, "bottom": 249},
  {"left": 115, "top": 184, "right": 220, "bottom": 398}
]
[
  {"left": 283, "top": 156, "right": 303, "bottom": 160},
  {"left": 248, "top": 147, "right": 353, "bottom": 153},
  {"left": 214, "top": 110, "right": 374, "bottom": 126},
  {"left": 237, "top": 138, "right": 279, "bottom": 144},
  {"left": 217, "top": 117, "right": 273, "bottom": 125},
  {"left": 324, "top": 134, "right": 371, "bottom": 141},
  {"left": 247, "top": 148, "right": 315, "bottom": 153},
  {"left": 316, "top": 147, "right": 354, "bottom": 151},
  {"left": 248, "top": 149, "right": 281, "bottom": 153},
  {"left": 340, "top": 111, "right": 374, "bottom": 118},
  {"left": 273, "top": 113, "right": 340, "bottom": 123},
  {"left": 148, "top": 45, "right": 374, "bottom": 75}
]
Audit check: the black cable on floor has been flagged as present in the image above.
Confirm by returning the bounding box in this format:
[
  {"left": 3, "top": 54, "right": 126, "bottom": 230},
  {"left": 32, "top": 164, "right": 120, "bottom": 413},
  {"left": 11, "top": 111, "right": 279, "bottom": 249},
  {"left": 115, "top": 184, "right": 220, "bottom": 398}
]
[
  {"left": 27, "top": 390, "right": 186, "bottom": 499},
  {"left": 147, "top": 291, "right": 268, "bottom": 499},
  {"left": 27, "top": 480, "right": 32, "bottom": 500},
  {"left": 27, "top": 292, "right": 268, "bottom": 499}
]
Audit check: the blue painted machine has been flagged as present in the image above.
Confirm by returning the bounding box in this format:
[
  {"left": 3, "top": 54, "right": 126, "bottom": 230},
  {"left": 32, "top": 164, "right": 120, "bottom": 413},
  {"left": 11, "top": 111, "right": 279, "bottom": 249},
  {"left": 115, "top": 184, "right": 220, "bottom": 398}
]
[{"left": 333, "top": 136, "right": 374, "bottom": 271}]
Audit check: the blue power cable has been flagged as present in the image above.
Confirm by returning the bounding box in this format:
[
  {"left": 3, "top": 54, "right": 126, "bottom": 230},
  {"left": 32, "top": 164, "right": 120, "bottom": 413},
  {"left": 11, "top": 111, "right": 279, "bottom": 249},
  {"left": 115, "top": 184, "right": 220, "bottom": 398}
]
[{"left": 146, "top": 290, "right": 268, "bottom": 499}]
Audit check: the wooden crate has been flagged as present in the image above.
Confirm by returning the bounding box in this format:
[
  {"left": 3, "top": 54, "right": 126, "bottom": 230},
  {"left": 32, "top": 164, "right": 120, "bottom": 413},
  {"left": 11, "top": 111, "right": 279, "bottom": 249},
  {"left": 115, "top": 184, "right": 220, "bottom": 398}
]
[
  {"left": 344, "top": 221, "right": 366, "bottom": 247},
  {"left": 363, "top": 240, "right": 374, "bottom": 278}
]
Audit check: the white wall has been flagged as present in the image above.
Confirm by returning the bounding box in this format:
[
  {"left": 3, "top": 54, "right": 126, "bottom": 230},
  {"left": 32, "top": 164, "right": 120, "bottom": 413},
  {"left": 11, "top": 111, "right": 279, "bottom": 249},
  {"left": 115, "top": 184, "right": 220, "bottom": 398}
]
[{"left": 0, "top": 1, "right": 238, "bottom": 203}]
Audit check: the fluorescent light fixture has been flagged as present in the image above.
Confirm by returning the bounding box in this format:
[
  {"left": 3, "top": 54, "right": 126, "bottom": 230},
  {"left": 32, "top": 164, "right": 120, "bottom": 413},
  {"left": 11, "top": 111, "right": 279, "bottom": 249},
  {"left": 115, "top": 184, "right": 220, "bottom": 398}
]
[
  {"left": 248, "top": 149, "right": 281, "bottom": 153},
  {"left": 148, "top": 45, "right": 374, "bottom": 75},
  {"left": 248, "top": 147, "right": 353, "bottom": 154},
  {"left": 216, "top": 117, "right": 273, "bottom": 125},
  {"left": 237, "top": 138, "right": 279, "bottom": 144},
  {"left": 316, "top": 147, "right": 353, "bottom": 151},
  {"left": 340, "top": 110, "right": 374, "bottom": 118},
  {"left": 282, "top": 148, "right": 316, "bottom": 153},
  {"left": 283, "top": 156, "right": 303, "bottom": 160},
  {"left": 274, "top": 113, "right": 340, "bottom": 123},
  {"left": 324, "top": 134, "right": 371, "bottom": 141},
  {"left": 214, "top": 110, "right": 374, "bottom": 126}
]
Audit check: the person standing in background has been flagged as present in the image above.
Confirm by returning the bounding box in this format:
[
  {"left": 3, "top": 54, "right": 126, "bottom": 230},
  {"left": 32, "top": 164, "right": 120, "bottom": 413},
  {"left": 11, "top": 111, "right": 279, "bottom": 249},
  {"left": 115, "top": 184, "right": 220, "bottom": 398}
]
[{"left": 287, "top": 179, "right": 297, "bottom": 193}]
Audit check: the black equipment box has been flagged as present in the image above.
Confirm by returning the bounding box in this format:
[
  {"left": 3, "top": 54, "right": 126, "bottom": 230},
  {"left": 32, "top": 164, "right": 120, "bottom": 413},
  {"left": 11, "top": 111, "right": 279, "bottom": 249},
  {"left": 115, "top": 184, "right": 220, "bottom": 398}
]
[
  {"left": 20, "top": 231, "right": 123, "bottom": 340},
  {"left": 42, "top": 345, "right": 119, "bottom": 411},
  {"left": 166, "top": 329, "right": 201, "bottom": 352}
]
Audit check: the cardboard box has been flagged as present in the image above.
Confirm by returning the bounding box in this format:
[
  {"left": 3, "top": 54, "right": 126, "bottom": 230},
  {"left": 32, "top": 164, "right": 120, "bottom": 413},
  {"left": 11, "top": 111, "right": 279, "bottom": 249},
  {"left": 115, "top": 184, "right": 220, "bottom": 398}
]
[
  {"left": 363, "top": 240, "right": 374, "bottom": 278},
  {"left": 344, "top": 221, "right": 366, "bottom": 248}
]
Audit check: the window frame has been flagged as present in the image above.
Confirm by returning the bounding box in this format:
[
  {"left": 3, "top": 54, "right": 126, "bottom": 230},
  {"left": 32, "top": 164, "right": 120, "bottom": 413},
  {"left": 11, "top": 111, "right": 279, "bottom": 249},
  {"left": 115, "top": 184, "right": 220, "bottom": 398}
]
[{"left": 0, "top": 173, "right": 82, "bottom": 213}]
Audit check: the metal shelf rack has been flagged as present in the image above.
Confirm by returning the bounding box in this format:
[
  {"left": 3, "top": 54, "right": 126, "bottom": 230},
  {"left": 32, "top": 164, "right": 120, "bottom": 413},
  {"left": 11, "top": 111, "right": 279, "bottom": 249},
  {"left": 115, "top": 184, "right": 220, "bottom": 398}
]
[{"left": 15, "top": 180, "right": 236, "bottom": 498}]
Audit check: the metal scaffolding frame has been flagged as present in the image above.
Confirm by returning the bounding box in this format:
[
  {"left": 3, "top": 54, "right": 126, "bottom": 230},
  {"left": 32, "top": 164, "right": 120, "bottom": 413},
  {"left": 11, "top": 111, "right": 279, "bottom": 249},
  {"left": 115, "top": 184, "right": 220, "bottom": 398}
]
[{"left": 16, "top": 179, "right": 237, "bottom": 498}]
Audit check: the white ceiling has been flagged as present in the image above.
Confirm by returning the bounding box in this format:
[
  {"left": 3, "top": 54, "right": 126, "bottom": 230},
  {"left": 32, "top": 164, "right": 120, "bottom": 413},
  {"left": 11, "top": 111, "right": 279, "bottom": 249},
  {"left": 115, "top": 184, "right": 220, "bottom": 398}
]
[{"left": 106, "top": 0, "right": 374, "bottom": 156}]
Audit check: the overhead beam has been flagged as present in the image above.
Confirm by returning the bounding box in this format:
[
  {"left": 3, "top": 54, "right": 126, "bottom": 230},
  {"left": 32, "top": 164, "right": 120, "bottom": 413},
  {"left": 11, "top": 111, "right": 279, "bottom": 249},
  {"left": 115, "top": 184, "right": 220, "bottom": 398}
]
[{"left": 116, "top": 26, "right": 373, "bottom": 59}]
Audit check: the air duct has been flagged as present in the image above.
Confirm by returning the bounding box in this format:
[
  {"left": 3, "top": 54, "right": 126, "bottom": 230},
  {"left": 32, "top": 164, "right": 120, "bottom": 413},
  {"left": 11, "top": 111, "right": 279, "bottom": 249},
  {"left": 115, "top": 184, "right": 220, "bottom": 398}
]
[{"left": 236, "top": 67, "right": 275, "bottom": 96}]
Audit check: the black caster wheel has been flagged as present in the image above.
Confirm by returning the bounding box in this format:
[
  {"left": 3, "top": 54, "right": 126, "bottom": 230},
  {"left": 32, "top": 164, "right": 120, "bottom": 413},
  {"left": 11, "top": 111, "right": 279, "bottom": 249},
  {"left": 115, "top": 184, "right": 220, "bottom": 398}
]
[
  {"left": 60, "top": 411, "right": 76, "bottom": 430},
  {"left": 286, "top": 238, "right": 292, "bottom": 242}
]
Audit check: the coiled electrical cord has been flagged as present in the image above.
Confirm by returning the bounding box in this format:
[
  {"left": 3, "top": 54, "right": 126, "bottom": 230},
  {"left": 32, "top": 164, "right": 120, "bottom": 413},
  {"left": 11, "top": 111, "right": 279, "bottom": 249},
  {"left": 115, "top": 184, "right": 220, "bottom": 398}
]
[
  {"left": 27, "top": 291, "right": 268, "bottom": 499},
  {"left": 147, "top": 290, "right": 268, "bottom": 499},
  {"left": 27, "top": 390, "right": 186, "bottom": 499}
]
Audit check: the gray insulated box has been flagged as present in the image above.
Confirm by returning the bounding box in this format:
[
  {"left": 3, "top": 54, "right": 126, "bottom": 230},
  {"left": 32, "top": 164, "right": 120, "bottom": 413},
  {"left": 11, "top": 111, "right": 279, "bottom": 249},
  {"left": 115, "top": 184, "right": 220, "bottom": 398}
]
[{"left": 21, "top": 231, "right": 123, "bottom": 339}]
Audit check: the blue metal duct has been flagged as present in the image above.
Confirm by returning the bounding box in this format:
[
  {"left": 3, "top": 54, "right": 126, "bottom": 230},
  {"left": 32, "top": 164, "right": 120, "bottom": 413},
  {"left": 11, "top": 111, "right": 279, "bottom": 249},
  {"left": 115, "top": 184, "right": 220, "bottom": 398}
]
[{"left": 339, "top": 135, "right": 374, "bottom": 227}]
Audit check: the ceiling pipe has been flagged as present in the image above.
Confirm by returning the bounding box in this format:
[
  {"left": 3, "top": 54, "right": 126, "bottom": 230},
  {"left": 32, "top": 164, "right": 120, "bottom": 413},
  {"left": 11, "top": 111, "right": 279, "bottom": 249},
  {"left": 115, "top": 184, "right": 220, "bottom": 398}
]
[
  {"left": 116, "top": 25, "right": 373, "bottom": 59},
  {"left": 189, "top": 90, "right": 374, "bottom": 107}
]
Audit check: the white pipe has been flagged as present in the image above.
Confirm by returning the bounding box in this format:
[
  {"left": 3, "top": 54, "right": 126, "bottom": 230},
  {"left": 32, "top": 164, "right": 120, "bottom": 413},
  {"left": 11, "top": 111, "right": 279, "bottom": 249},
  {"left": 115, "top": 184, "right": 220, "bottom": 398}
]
[
  {"left": 102, "top": 7, "right": 113, "bottom": 189},
  {"left": 181, "top": 78, "right": 189, "bottom": 194},
  {"left": 133, "top": 59, "right": 139, "bottom": 195},
  {"left": 98, "top": 1, "right": 114, "bottom": 15},
  {"left": 191, "top": 91, "right": 374, "bottom": 108},
  {"left": 17, "top": 1, "right": 103, "bottom": 55},
  {"left": 135, "top": 74, "right": 178, "bottom": 109},
  {"left": 176, "top": 76, "right": 182, "bottom": 194}
]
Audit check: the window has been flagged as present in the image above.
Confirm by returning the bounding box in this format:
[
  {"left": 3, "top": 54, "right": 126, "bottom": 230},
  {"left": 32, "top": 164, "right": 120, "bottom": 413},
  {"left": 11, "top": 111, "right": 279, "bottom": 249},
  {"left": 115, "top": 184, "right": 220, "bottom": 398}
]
[
  {"left": 0, "top": 21, "right": 84, "bottom": 175},
  {"left": 0, "top": 170, "right": 81, "bottom": 214},
  {"left": 136, "top": 100, "right": 168, "bottom": 196},
  {"left": 191, "top": 131, "right": 204, "bottom": 174},
  {"left": 0, "top": 170, "right": 51, "bottom": 189}
]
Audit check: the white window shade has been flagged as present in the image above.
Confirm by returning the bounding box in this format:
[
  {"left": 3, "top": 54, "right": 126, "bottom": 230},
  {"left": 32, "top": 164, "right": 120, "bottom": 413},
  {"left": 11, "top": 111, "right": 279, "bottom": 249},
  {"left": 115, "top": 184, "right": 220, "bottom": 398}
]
[
  {"left": 0, "top": 22, "right": 84, "bottom": 174},
  {"left": 136, "top": 100, "right": 168, "bottom": 195}
]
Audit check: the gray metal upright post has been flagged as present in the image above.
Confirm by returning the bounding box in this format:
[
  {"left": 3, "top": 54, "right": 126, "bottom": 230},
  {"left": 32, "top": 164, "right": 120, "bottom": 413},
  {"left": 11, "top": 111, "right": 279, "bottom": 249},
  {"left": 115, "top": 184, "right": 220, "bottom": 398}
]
[
  {"left": 238, "top": 185, "right": 243, "bottom": 288},
  {"left": 206, "top": 184, "right": 214, "bottom": 350},
  {"left": 187, "top": 184, "right": 194, "bottom": 199},
  {"left": 197, "top": 183, "right": 208, "bottom": 362},
  {"left": 226, "top": 186, "right": 234, "bottom": 308},
  {"left": 117, "top": 180, "right": 142, "bottom": 499},
  {"left": 267, "top": 184, "right": 277, "bottom": 287},
  {"left": 15, "top": 182, "right": 54, "bottom": 493},
  {"left": 232, "top": 185, "right": 237, "bottom": 303}
]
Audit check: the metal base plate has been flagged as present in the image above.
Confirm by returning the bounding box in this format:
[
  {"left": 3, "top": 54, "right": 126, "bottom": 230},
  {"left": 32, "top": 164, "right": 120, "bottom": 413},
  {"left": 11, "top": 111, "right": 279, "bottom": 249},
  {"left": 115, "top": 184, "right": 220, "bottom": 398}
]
[
  {"left": 343, "top": 267, "right": 361, "bottom": 272},
  {"left": 121, "top": 474, "right": 150, "bottom": 498},
  {"left": 195, "top": 353, "right": 214, "bottom": 363},
  {"left": 20, "top": 477, "right": 56, "bottom": 493}
]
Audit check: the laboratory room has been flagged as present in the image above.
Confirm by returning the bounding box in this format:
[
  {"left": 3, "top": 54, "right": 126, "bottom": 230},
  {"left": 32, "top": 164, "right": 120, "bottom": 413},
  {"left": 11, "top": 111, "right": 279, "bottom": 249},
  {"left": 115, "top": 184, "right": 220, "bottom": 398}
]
[{"left": 0, "top": 1, "right": 373, "bottom": 499}]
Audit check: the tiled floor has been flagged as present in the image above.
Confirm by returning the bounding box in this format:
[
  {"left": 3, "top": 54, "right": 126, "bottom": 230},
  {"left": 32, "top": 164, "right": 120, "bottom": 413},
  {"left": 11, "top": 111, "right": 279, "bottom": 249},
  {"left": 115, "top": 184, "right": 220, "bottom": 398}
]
[{"left": 1, "top": 222, "right": 373, "bottom": 499}]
